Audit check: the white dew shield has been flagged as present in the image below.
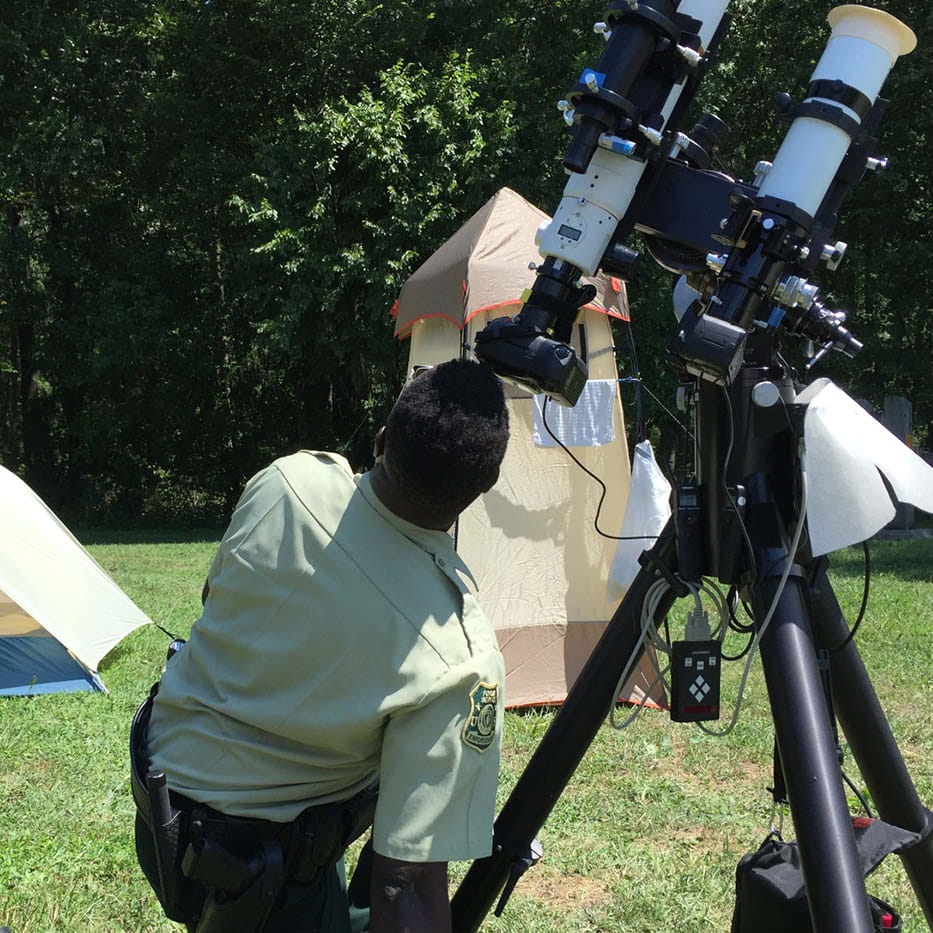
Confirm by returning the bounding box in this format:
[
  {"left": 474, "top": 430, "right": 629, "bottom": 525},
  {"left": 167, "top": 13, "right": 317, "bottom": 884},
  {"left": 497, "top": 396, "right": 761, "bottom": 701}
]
[
  {"left": 537, "top": 0, "right": 732, "bottom": 275},
  {"left": 757, "top": 5, "right": 916, "bottom": 217}
]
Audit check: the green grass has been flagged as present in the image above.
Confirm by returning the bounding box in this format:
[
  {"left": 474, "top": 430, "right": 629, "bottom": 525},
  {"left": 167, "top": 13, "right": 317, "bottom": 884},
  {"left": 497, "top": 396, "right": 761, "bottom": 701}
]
[{"left": 1, "top": 538, "right": 930, "bottom": 932}]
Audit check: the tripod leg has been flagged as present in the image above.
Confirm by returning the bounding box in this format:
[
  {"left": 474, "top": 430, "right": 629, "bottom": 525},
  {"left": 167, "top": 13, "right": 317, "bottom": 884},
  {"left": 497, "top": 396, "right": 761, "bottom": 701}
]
[
  {"left": 449, "top": 521, "right": 678, "bottom": 933},
  {"left": 809, "top": 561, "right": 933, "bottom": 927},
  {"left": 754, "top": 568, "right": 875, "bottom": 933}
]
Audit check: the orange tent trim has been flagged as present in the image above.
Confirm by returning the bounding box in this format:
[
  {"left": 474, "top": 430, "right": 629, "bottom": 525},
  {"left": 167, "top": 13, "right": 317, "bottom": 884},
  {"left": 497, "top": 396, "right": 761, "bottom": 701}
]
[{"left": 393, "top": 298, "right": 628, "bottom": 339}]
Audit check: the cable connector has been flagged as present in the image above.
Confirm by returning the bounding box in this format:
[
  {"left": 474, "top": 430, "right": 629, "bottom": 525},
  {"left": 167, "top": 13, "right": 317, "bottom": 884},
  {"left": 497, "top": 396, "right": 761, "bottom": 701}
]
[{"left": 685, "top": 607, "right": 711, "bottom": 641}]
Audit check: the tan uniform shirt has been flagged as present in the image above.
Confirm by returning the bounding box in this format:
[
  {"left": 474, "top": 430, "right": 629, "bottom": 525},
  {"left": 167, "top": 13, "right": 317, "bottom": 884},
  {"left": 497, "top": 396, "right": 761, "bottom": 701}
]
[{"left": 149, "top": 451, "right": 505, "bottom": 863}]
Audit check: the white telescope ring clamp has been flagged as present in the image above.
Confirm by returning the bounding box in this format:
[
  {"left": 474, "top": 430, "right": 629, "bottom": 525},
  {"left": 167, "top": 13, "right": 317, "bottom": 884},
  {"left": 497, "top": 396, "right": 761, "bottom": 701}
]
[{"left": 757, "top": 4, "right": 917, "bottom": 217}]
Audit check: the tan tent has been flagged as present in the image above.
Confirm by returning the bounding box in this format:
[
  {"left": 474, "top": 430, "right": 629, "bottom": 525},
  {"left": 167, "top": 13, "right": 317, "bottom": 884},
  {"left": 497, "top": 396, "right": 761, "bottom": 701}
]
[{"left": 394, "top": 187, "right": 664, "bottom": 709}]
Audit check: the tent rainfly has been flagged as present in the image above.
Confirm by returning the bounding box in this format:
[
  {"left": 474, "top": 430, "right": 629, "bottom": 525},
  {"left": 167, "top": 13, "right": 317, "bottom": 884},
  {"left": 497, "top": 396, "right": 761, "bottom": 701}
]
[
  {"left": 0, "top": 465, "right": 151, "bottom": 695},
  {"left": 394, "top": 187, "right": 665, "bottom": 710}
]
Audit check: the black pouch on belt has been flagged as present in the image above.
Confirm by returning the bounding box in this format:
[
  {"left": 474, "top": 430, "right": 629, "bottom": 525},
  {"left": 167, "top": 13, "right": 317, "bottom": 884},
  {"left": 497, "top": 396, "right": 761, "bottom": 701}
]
[
  {"left": 180, "top": 817, "right": 285, "bottom": 933},
  {"left": 288, "top": 781, "right": 379, "bottom": 884}
]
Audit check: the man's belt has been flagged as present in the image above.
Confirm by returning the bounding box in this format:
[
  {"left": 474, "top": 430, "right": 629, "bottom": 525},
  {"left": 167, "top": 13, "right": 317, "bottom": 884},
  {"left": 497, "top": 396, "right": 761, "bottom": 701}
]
[{"left": 130, "top": 687, "right": 379, "bottom": 930}]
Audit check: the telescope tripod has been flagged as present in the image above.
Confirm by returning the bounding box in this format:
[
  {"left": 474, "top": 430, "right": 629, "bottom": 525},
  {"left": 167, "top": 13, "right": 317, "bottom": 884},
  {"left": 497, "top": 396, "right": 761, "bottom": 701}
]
[{"left": 451, "top": 349, "right": 933, "bottom": 933}]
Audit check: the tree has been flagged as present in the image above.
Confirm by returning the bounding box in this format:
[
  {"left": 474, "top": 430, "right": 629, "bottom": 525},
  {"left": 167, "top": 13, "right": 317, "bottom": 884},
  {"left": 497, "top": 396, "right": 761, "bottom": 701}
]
[{"left": 0, "top": 0, "right": 928, "bottom": 525}]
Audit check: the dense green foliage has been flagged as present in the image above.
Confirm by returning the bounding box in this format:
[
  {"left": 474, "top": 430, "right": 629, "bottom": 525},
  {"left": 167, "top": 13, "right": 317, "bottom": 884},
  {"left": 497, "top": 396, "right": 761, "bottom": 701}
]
[{"left": 1, "top": 1, "right": 930, "bottom": 524}]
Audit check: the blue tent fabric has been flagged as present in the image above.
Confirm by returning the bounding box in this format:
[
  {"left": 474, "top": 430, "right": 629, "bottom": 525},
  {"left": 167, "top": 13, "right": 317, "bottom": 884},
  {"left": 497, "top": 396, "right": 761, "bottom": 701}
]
[{"left": 0, "top": 634, "right": 100, "bottom": 696}]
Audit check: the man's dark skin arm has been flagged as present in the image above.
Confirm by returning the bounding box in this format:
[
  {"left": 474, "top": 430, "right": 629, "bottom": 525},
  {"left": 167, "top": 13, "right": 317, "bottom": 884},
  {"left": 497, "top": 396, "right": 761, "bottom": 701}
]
[{"left": 370, "top": 853, "right": 451, "bottom": 933}]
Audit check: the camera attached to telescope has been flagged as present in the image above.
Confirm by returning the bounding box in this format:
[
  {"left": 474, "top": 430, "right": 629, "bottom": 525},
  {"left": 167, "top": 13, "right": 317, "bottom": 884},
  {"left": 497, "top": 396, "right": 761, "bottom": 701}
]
[
  {"left": 473, "top": 258, "right": 596, "bottom": 403},
  {"left": 474, "top": 0, "right": 901, "bottom": 405}
]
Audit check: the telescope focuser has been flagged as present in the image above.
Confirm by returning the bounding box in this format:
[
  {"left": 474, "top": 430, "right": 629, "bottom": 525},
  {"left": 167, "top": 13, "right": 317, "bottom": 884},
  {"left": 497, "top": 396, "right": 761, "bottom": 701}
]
[
  {"left": 474, "top": 258, "right": 597, "bottom": 406},
  {"left": 561, "top": 0, "right": 704, "bottom": 175},
  {"left": 785, "top": 297, "right": 863, "bottom": 368},
  {"left": 668, "top": 195, "right": 815, "bottom": 383},
  {"left": 762, "top": 275, "right": 862, "bottom": 364}
]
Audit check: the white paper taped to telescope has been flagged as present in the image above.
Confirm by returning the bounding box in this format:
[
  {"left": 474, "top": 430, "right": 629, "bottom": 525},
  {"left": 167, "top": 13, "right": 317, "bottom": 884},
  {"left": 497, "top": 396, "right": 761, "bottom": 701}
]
[{"left": 799, "top": 379, "right": 933, "bottom": 556}]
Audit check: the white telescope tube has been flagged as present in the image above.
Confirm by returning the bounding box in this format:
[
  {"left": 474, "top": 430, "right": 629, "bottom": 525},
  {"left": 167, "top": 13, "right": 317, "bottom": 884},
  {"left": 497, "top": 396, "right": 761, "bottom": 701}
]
[
  {"left": 537, "top": 0, "right": 731, "bottom": 275},
  {"left": 757, "top": 5, "right": 916, "bottom": 216}
]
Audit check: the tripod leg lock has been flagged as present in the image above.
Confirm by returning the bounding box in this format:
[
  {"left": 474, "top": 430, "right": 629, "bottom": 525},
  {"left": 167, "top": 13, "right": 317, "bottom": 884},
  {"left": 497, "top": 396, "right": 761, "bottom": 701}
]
[
  {"left": 493, "top": 837, "right": 543, "bottom": 918},
  {"left": 638, "top": 547, "right": 690, "bottom": 597}
]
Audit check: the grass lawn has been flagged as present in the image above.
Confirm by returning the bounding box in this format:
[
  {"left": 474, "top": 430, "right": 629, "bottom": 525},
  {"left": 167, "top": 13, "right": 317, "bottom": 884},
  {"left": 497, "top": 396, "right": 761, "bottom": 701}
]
[{"left": 1, "top": 536, "right": 930, "bottom": 932}]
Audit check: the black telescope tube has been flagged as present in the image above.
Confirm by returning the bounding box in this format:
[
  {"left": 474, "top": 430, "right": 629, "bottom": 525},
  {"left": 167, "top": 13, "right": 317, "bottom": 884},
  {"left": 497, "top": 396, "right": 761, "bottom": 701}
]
[
  {"left": 602, "top": 3, "right": 673, "bottom": 90},
  {"left": 563, "top": 0, "right": 676, "bottom": 174}
]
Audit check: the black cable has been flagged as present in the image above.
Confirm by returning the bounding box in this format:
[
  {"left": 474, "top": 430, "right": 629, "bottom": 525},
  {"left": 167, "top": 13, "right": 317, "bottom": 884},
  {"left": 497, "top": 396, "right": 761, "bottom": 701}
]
[
  {"left": 842, "top": 768, "right": 875, "bottom": 819},
  {"left": 829, "top": 541, "right": 871, "bottom": 653},
  {"left": 720, "top": 386, "right": 758, "bottom": 579},
  {"left": 542, "top": 397, "right": 657, "bottom": 542},
  {"left": 722, "top": 630, "right": 755, "bottom": 662},
  {"left": 720, "top": 587, "right": 756, "bottom": 659},
  {"left": 726, "top": 585, "right": 755, "bottom": 634},
  {"left": 154, "top": 623, "right": 180, "bottom": 641}
]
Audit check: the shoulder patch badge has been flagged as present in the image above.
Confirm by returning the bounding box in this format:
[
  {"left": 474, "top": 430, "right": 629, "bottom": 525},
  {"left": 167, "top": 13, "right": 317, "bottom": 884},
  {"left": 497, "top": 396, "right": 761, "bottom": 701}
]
[{"left": 462, "top": 680, "right": 499, "bottom": 752}]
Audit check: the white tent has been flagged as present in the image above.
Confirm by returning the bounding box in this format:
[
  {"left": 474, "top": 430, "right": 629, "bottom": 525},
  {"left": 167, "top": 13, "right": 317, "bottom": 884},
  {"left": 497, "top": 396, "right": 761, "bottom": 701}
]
[
  {"left": 394, "top": 188, "right": 665, "bottom": 709},
  {"left": 0, "top": 465, "right": 151, "bottom": 695}
]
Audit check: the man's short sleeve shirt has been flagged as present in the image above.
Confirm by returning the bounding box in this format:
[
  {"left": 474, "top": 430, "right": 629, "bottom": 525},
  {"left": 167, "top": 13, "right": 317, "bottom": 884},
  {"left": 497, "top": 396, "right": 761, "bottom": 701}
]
[{"left": 148, "top": 451, "right": 505, "bottom": 863}]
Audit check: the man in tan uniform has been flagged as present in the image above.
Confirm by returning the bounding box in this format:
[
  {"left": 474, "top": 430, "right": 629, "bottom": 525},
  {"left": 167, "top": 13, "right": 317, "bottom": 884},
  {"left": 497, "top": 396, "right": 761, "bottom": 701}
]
[{"left": 132, "top": 360, "right": 510, "bottom": 932}]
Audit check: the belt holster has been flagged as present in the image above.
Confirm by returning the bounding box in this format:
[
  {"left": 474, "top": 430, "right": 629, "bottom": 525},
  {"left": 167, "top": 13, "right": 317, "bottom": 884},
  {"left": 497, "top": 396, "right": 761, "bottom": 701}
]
[
  {"left": 289, "top": 781, "right": 379, "bottom": 884},
  {"left": 131, "top": 687, "right": 379, "bottom": 933},
  {"left": 181, "top": 817, "right": 285, "bottom": 933},
  {"left": 131, "top": 688, "right": 203, "bottom": 922}
]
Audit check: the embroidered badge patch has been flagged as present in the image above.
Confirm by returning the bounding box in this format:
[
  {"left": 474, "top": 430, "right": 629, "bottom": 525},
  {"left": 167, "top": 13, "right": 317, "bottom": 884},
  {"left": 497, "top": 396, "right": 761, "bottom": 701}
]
[{"left": 462, "top": 680, "right": 499, "bottom": 752}]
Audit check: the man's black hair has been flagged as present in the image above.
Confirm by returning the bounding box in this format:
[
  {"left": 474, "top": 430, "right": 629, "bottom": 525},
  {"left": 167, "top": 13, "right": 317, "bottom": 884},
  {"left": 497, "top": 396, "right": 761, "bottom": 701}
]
[{"left": 383, "top": 359, "right": 509, "bottom": 514}]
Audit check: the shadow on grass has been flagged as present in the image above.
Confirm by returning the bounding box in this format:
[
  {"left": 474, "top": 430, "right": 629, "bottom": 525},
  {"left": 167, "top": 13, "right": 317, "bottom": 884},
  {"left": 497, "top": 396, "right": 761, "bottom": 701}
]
[
  {"left": 78, "top": 527, "right": 223, "bottom": 546},
  {"left": 98, "top": 639, "right": 134, "bottom": 671},
  {"left": 829, "top": 538, "right": 933, "bottom": 583}
]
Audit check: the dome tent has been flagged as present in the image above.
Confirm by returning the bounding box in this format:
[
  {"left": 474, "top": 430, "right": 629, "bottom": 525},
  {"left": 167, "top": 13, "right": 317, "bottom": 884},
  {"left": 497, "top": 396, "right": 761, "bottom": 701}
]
[{"left": 0, "top": 465, "right": 150, "bottom": 695}]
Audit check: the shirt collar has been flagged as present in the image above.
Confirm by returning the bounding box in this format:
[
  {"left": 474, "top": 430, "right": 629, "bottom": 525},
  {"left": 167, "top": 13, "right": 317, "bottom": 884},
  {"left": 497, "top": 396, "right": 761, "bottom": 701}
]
[
  {"left": 355, "top": 471, "right": 447, "bottom": 548},
  {"left": 355, "top": 472, "right": 477, "bottom": 590}
]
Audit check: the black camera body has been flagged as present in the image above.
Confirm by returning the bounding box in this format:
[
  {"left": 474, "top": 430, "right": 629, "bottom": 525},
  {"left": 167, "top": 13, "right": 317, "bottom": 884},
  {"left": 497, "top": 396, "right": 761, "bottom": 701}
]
[{"left": 474, "top": 317, "right": 587, "bottom": 406}]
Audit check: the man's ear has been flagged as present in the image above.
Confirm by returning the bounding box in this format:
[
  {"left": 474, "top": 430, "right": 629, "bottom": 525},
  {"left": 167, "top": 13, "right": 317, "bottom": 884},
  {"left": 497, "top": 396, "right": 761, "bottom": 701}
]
[{"left": 374, "top": 426, "right": 387, "bottom": 459}]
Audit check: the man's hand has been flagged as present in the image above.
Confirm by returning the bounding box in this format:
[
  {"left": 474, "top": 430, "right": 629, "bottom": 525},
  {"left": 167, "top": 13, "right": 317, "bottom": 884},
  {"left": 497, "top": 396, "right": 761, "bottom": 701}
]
[{"left": 370, "top": 853, "right": 451, "bottom": 933}]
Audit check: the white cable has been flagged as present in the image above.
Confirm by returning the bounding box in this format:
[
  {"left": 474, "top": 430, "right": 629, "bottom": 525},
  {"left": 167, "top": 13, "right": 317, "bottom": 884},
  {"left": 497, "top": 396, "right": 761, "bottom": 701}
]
[
  {"left": 696, "top": 446, "right": 810, "bottom": 737},
  {"left": 604, "top": 441, "right": 810, "bottom": 736},
  {"left": 611, "top": 660, "right": 671, "bottom": 730},
  {"left": 608, "top": 579, "right": 672, "bottom": 729},
  {"left": 607, "top": 575, "right": 735, "bottom": 730}
]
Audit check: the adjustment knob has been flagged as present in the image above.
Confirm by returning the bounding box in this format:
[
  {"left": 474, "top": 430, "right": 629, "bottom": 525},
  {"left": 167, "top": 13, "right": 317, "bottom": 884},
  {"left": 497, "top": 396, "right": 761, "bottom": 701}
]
[
  {"left": 820, "top": 240, "right": 847, "bottom": 271},
  {"left": 752, "top": 381, "right": 781, "bottom": 408}
]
